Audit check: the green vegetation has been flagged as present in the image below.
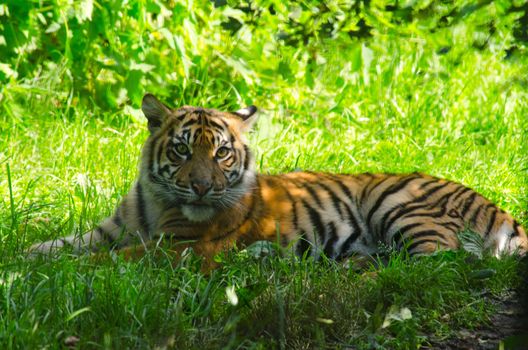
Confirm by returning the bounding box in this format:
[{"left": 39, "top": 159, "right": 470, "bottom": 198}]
[{"left": 1, "top": 0, "right": 528, "bottom": 348}]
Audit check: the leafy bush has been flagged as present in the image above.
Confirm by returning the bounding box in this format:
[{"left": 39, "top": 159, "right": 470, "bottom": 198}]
[{"left": 1, "top": 0, "right": 527, "bottom": 112}]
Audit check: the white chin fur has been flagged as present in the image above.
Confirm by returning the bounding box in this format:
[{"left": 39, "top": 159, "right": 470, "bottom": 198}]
[{"left": 181, "top": 205, "right": 216, "bottom": 222}]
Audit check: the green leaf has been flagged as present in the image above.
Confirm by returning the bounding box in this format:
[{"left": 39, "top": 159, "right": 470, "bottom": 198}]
[
  {"left": 129, "top": 62, "right": 155, "bottom": 73},
  {"left": 0, "top": 4, "right": 9, "bottom": 17},
  {"left": 66, "top": 307, "right": 91, "bottom": 322},
  {"left": 361, "top": 43, "right": 373, "bottom": 85},
  {"left": 45, "top": 22, "right": 61, "bottom": 34},
  {"left": 458, "top": 230, "right": 486, "bottom": 259},
  {"left": 76, "top": 0, "right": 93, "bottom": 22}
]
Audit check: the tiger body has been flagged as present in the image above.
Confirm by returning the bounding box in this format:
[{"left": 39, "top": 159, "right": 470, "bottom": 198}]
[{"left": 30, "top": 94, "right": 528, "bottom": 261}]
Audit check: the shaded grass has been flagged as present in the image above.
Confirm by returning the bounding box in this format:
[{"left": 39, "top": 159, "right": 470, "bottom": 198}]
[{"left": 0, "top": 246, "right": 523, "bottom": 349}]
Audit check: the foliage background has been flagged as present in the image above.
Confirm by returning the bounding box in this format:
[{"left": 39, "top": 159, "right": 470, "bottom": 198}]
[
  {"left": 1, "top": 0, "right": 528, "bottom": 348},
  {"left": 2, "top": 0, "right": 528, "bottom": 110}
]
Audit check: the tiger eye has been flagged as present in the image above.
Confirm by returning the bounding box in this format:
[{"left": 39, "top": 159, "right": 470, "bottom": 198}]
[
  {"left": 216, "top": 147, "right": 230, "bottom": 159},
  {"left": 174, "top": 143, "right": 189, "bottom": 155}
]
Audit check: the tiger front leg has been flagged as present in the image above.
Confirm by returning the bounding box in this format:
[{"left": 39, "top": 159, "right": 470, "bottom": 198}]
[
  {"left": 28, "top": 216, "right": 129, "bottom": 256},
  {"left": 28, "top": 192, "right": 144, "bottom": 256}
]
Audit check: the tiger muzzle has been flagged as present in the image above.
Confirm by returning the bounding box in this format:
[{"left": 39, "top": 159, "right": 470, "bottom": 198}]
[{"left": 191, "top": 179, "right": 212, "bottom": 196}]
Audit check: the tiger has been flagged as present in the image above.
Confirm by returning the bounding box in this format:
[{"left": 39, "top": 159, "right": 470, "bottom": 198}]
[{"left": 29, "top": 93, "right": 528, "bottom": 265}]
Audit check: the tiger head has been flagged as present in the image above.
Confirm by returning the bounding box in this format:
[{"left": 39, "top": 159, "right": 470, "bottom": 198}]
[{"left": 139, "top": 94, "right": 258, "bottom": 222}]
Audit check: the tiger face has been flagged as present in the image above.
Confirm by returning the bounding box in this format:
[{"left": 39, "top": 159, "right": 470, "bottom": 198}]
[{"left": 140, "top": 94, "right": 258, "bottom": 222}]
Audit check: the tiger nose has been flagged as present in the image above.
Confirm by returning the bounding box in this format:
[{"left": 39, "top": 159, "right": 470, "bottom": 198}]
[{"left": 191, "top": 180, "right": 212, "bottom": 196}]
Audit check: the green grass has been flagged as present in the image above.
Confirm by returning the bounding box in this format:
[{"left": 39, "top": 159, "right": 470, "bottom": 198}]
[{"left": 2, "top": 2, "right": 528, "bottom": 349}]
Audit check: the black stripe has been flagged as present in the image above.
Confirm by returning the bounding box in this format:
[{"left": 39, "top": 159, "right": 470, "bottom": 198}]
[
  {"left": 224, "top": 161, "right": 235, "bottom": 170},
  {"left": 391, "top": 222, "right": 424, "bottom": 246},
  {"left": 168, "top": 169, "right": 178, "bottom": 179},
  {"left": 181, "top": 118, "right": 198, "bottom": 129},
  {"left": 302, "top": 183, "right": 324, "bottom": 208},
  {"left": 419, "top": 178, "right": 444, "bottom": 190},
  {"left": 208, "top": 119, "right": 227, "bottom": 131},
  {"left": 337, "top": 237, "right": 357, "bottom": 259},
  {"left": 406, "top": 186, "right": 463, "bottom": 222},
  {"left": 437, "top": 221, "right": 462, "bottom": 232},
  {"left": 182, "top": 129, "right": 191, "bottom": 143},
  {"left": 296, "top": 231, "right": 312, "bottom": 257},
  {"left": 469, "top": 204, "right": 484, "bottom": 227},
  {"left": 422, "top": 180, "right": 452, "bottom": 196},
  {"left": 336, "top": 203, "right": 362, "bottom": 259},
  {"left": 377, "top": 179, "right": 446, "bottom": 227},
  {"left": 342, "top": 201, "right": 362, "bottom": 237},
  {"left": 136, "top": 183, "right": 150, "bottom": 233},
  {"left": 176, "top": 112, "right": 188, "bottom": 121},
  {"left": 418, "top": 181, "right": 453, "bottom": 200},
  {"left": 336, "top": 230, "right": 360, "bottom": 259},
  {"left": 366, "top": 174, "right": 421, "bottom": 227},
  {"left": 407, "top": 239, "right": 443, "bottom": 254},
  {"left": 324, "top": 174, "right": 354, "bottom": 200},
  {"left": 113, "top": 214, "right": 122, "bottom": 227},
  {"left": 512, "top": 221, "right": 521, "bottom": 237},
  {"left": 452, "top": 187, "right": 473, "bottom": 204},
  {"left": 229, "top": 170, "right": 239, "bottom": 182},
  {"left": 301, "top": 199, "right": 326, "bottom": 248},
  {"left": 402, "top": 197, "right": 449, "bottom": 219},
  {"left": 399, "top": 196, "right": 449, "bottom": 220},
  {"left": 148, "top": 138, "right": 158, "bottom": 172},
  {"left": 227, "top": 155, "right": 248, "bottom": 189},
  {"left": 441, "top": 184, "right": 467, "bottom": 202},
  {"left": 232, "top": 148, "right": 240, "bottom": 163},
  {"left": 158, "top": 164, "right": 171, "bottom": 176},
  {"left": 243, "top": 145, "right": 250, "bottom": 170},
  {"left": 220, "top": 118, "right": 230, "bottom": 129},
  {"left": 460, "top": 192, "right": 477, "bottom": 217},
  {"left": 280, "top": 233, "right": 289, "bottom": 247},
  {"left": 166, "top": 146, "right": 183, "bottom": 164},
  {"left": 192, "top": 127, "right": 202, "bottom": 141},
  {"left": 484, "top": 207, "right": 497, "bottom": 237},
  {"left": 96, "top": 226, "right": 116, "bottom": 248},
  {"left": 359, "top": 172, "right": 374, "bottom": 179},
  {"left": 380, "top": 202, "right": 426, "bottom": 237},
  {"left": 323, "top": 222, "right": 339, "bottom": 258},
  {"left": 226, "top": 151, "right": 242, "bottom": 185},
  {"left": 173, "top": 135, "right": 187, "bottom": 144},
  {"left": 401, "top": 229, "right": 446, "bottom": 249},
  {"left": 316, "top": 182, "right": 345, "bottom": 217},
  {"left": 228, "top": 152, "right": 247, "bottom": 190},
  {"left": 360, "top": 175, "right": 392, "bottom": 203}
]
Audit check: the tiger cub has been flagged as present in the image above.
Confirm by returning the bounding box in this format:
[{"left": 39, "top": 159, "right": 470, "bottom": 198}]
[{"left": 30, "top": 94, "right": 528, "bottom": 262}]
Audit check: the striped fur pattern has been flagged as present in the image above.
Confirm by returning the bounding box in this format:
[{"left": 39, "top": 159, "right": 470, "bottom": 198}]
[{"left": 30, "top": 94, "right": 528, "bottom": 261}]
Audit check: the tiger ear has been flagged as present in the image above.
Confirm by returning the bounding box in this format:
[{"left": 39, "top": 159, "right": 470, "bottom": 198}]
[
  {"left": 141, "top": 94, "right": 172, "bottom": 133},
  {"left": 232, "top": 105, "right": 258, "bottom": 132}
]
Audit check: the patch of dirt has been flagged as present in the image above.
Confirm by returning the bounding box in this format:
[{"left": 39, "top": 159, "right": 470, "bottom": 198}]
[{"left": 422, "top": 290, "right": 528, "bottom": 350}]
